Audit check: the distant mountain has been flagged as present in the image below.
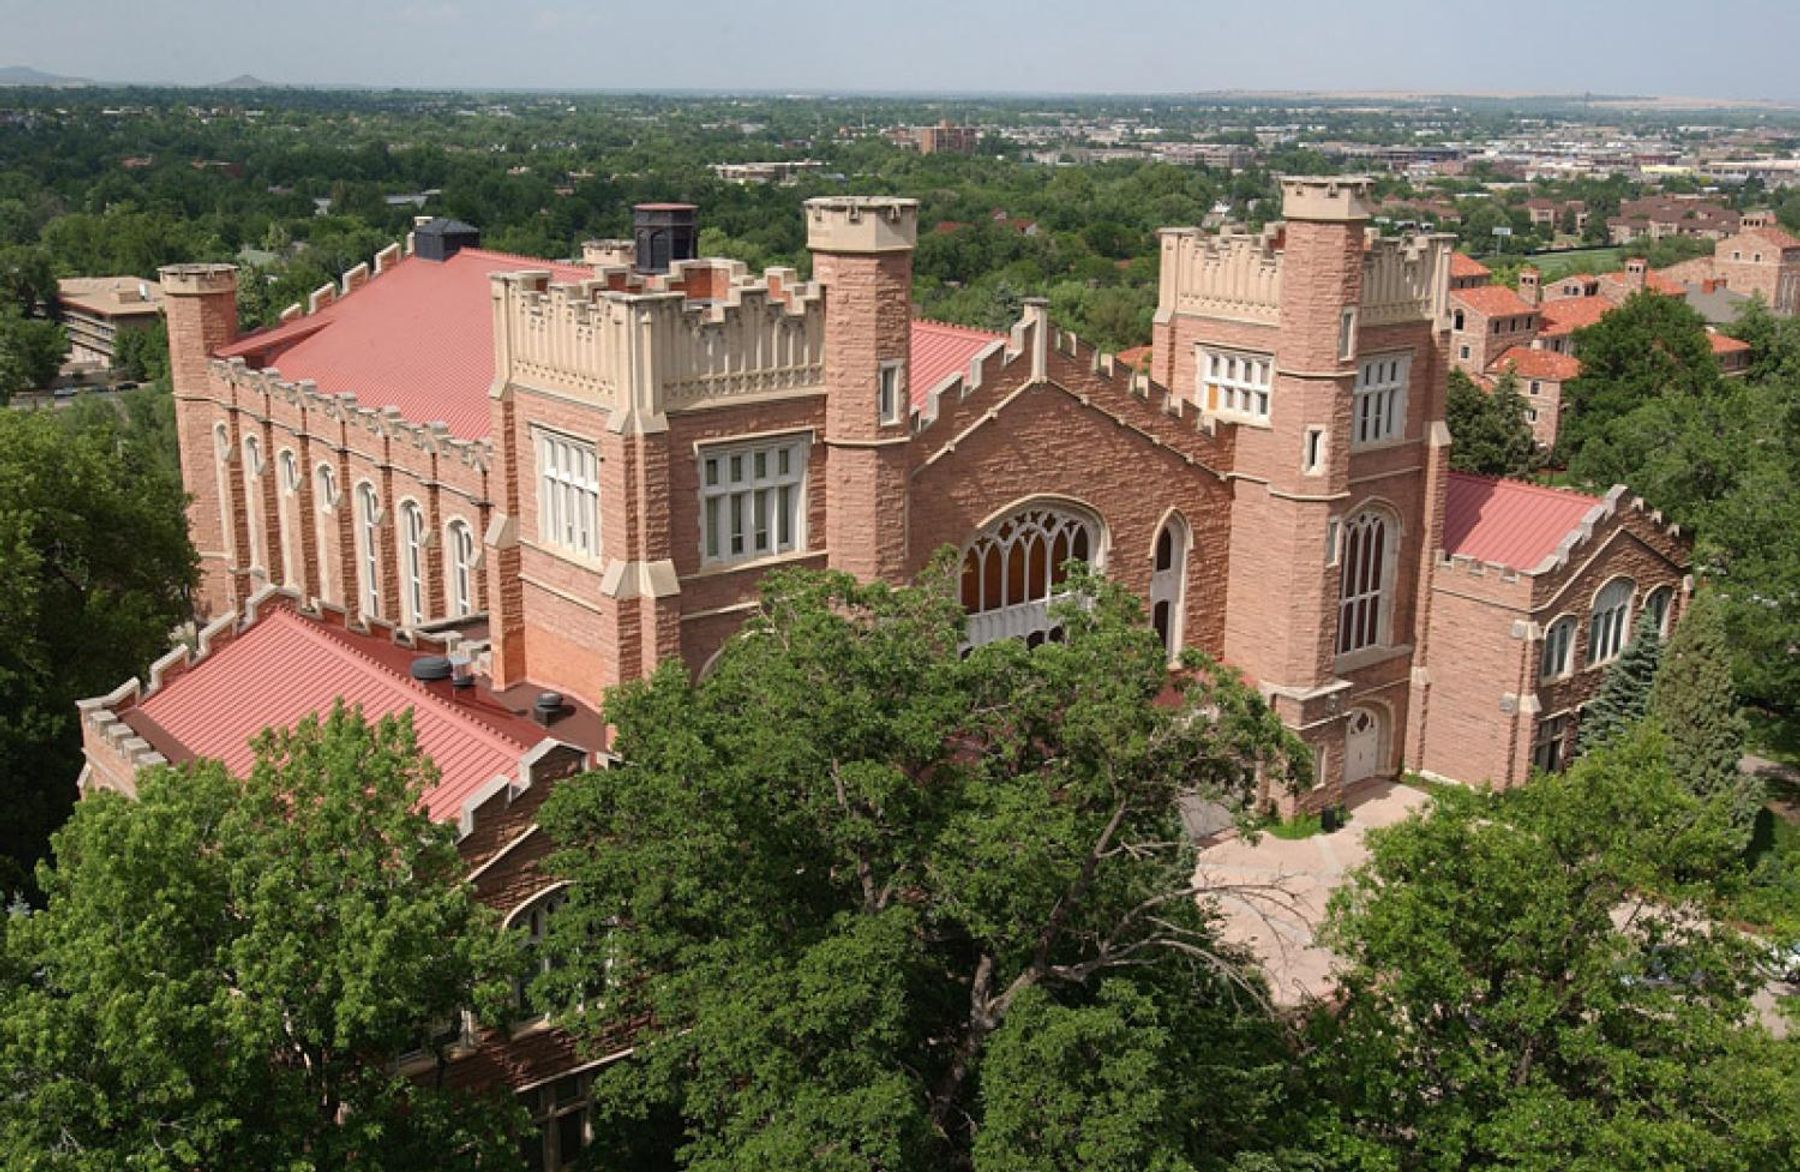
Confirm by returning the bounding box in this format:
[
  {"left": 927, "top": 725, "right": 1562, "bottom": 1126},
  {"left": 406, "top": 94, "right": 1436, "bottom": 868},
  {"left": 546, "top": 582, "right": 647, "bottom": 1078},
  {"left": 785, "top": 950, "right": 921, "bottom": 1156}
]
[
  {"left": 0, "top": 65, "right": 92, "bottom": 87},
  {"left": 215, "top": 74, "right": 272, "bottom": 90}
]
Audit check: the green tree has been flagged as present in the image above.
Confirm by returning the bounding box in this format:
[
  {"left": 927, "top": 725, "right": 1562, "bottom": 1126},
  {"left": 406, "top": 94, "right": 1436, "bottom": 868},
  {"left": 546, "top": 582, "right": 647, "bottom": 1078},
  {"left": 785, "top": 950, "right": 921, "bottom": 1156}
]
[
  {"left": 1579, "top": 608, "right": 1664, "bottom": 757},
  {"left": 1650, "top": 590, "right": 1757, "bottom": 834},
  {"left": 110, "top": 321, "right": 170, "bottom": 387},
  {"left": 1561, "top": 291, "right": 1721, "bottom": 460},
  {"left": 0, "top": 406, "right": 196, "bottom": 896},
  {"left": 1310, "top": 731, "right": 1800, "bottom": 1170},
  {"left": 1445, "top": 368, "right": 1541, "bottom": 477},
  {"left": 0, "top": 245, "right": 56, "bottom": 313},
  {"left": 537, "top": 563, "right": 1313, "bottom": 1170},
  {"left": 0, "top": 706, "right": 522, "bottom": 1170},
  {"left": 0, "top": 309, "right": 67, "bottom": 401}
]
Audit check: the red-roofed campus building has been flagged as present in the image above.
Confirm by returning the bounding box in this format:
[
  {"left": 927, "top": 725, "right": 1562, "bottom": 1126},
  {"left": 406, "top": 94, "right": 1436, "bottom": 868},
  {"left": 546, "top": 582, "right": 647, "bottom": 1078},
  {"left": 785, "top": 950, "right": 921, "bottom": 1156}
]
[{"left": 82, "top": 187, "right": 1690, "bottom": 1151}]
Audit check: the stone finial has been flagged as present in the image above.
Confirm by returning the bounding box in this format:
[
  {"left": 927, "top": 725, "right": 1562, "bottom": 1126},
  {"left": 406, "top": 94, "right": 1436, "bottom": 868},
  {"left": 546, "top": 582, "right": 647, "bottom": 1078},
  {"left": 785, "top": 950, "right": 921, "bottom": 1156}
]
[
  {"left": 1279, "top": 176, "right": 1376, "bottom": 224},
  {"left": 159, "top": 263, "right": 238, "bottom": 296},
  {"left": 804, "top": 197, "right": 919, "bottom": 254}
]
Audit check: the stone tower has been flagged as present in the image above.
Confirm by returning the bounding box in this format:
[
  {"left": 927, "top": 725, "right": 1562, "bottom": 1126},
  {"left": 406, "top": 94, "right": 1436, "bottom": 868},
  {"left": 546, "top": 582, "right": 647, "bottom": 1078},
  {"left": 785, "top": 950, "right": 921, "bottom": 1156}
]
[
  {"left": 806, "top": 196, "right": 918, "bottom": 584},
  {"left": 159, "top": 263, "right": 241, "bottom": 616}
]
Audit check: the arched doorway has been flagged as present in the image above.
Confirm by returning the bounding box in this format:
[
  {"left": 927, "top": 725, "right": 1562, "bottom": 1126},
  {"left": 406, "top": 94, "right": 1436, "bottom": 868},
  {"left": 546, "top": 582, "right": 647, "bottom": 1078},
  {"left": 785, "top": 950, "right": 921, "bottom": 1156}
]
[
  {"left": 1344, "top": 706, "right": 1384, "bottom": 785},
  {"left": 1149, "top": 513, "right": 1189, "bottom": 663},
  {"left": 960, "top": 502, "right": 1103, "bottom": 650}
]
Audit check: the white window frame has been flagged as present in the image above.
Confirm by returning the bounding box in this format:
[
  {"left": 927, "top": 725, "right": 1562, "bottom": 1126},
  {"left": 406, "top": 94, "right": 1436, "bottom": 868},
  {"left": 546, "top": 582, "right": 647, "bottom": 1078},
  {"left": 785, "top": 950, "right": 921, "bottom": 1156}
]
[
  {"left": 355, "top": 482, "right": 383, "bottom": 619},
  {"left": 399, "top": 500, "right": 427, "bottom": 626},
  {"left": 314, "top": 464, "right": 339, "bottom": 603},
  {"left": 698, "top": 434, "right": 808, "bottom": 565},
  {"left": 1643, "top": 585, "right": 1673, "bottom": 638},
  {"left": 1540, "top": 615, "right": 1575, "bottom": 680},
  {"left": 877, "top": 360, "right": 904, "bottom": 426},
  {"left": 241, "top": 434, "right": 265, "bottom": 572},
  {"left": 1531, "top": 713, "right": 1571, "bottom": 775},
  {"left": 533, "top": 428, "right": 600, "bottom": 561},
  {"left": 1197, "top": 346, "right": 1272, "bottom": 425},
  {"left": 1337, "top": 509, "right": 1393, "bottom": 656},
  {"left": 1587, "top": 577, "right": 1635, "bottom": 667},
  {"left": 277, "top": 449, "right": 301, "bottom": 589},
  {"left": 960, "top": 503, "right": 1103, "bottom": 651},
  {"left": 1302, "top": 426, "right": 1327, "bottom": 475},
  {"left": 446, "top": 519, "right": 477, "bottom": 618},
  {"left": 1353, "top": 353, "right": 1410, "bottom": 447},
  {"left": 521, "top": 1071, "right": 593, "bottom": 1171}
]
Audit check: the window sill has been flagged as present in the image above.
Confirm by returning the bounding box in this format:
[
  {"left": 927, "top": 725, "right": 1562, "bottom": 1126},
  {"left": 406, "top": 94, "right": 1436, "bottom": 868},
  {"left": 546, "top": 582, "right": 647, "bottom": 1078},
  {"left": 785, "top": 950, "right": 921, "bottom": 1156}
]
[
  {"left": 1207, "top": 412, "right": 1272, "bottom": 430},
  {"left": 1333, "top": 642, "right": 1413, "bottom": 675},
  {"left": 689, "top": 547, "right": 822, "bottom": 580}
]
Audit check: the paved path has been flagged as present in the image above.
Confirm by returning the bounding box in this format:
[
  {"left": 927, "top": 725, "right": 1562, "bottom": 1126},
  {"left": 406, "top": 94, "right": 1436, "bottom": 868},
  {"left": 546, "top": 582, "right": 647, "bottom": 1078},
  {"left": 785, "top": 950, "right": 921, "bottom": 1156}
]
[{"left": 1194, "top": 781, "right": 1430, "bottom": 1006}]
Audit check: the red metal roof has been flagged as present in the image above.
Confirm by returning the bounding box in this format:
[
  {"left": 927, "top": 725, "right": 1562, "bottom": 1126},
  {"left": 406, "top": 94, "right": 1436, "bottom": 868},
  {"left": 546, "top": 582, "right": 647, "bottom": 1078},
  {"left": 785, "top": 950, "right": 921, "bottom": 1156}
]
[
  {"left": 910, "top": 319, "right": 1003, "bottom": 409},
  {"left": 1490, "top": 345, "right": 1581, "bottom": 381},
  {"left": 1442, "top": 472, "right": 1601, "bottom": 571},
  {"left": 137, "top": 608, "right": 531, "bottom": 822},
  {"left": 217, "top": 248, "right": 592, "bottom": 441}
]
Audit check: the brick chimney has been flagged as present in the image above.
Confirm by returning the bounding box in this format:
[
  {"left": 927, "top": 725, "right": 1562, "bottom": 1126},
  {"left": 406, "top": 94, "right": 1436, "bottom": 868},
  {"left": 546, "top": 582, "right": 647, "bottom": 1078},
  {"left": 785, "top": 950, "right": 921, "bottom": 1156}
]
[
  {"left": 806, "top": 196, "right": 917, "bottom": 585},
  {"left": 1518, "top": 265, "right": 1541, "bottom": 306}
]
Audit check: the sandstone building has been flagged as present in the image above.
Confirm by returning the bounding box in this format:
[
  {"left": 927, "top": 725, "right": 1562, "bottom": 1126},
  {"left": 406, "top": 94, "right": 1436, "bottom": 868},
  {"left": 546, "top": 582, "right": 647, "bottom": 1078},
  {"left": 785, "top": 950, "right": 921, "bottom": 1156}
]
[{"left": 79, "top": 183, "right": 1690, "bottom": 1164}]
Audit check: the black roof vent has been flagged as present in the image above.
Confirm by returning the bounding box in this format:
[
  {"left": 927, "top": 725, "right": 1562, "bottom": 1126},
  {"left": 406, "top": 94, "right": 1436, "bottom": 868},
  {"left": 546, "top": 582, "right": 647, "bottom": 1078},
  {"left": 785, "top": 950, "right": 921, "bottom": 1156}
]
[
  {"left": 632, "top": 203, "right": 697, "bottom": 275},
  {"left": 414, "top": 217, "right": 481, "bottom": 262},
  {"left": 533, "top": 691, "right": 566, "bottom": 726},
  {"left": 410, "top": 655, "right": 453, "bottom": 682}
]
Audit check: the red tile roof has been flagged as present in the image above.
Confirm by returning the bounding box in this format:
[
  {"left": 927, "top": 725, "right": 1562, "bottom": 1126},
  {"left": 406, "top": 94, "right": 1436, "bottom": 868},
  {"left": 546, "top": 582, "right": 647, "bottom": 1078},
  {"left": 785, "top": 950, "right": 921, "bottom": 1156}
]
[
  {"left": 1708, "top": 332, "right": 1751, "bottom": 354},
  {"left": 1489, "top": 346, "right": 1581, "bottom": 381},
  {"left": 1538, "top": 296, "right": 1612, "bottom": 336},
  {"left": 1451, "top": 284, "right": 1537, "bottom": 318},
  {"left": 1442, "top": 472, "right": 1601, "bottom": 571},
  {"left": 1115, "top": 344, "right": 1151, "bottom": 371},
  {"left": 217, "top": 248, "right": 592, "bottom": 441},
  {"left": 1449, "top": 252, "right": 1491, "bottom": 279},
  {"left": 137, "top": 608, "right": 532, "bottom": 822},
  {"left": 910, "top": 319, "right": 1003, "bottom": 408}
]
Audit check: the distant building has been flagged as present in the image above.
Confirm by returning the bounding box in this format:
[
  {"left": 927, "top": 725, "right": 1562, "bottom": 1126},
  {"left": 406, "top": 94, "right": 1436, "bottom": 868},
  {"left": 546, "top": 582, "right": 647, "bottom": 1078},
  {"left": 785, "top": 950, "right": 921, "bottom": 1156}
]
[
  {"left": 1607, "top": 196, "right": 1740, "bottom": 243},
  {"left": 897, "top": 120, "right": 979, "bottom": 155},
  {"left": 53, "top": 276, "right": 165, "bottom": 367},
  {"left": 709, "top": 160, "right": 823, "bottom": 185}
]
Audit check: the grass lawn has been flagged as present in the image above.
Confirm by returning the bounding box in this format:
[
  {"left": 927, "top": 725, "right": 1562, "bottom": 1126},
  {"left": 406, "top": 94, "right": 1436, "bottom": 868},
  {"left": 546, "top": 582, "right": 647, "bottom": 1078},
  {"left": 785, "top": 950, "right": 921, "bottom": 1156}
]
[
  {"left": 1533, "top": 248, "right": 1623, "bottom": 281},
  {"left": 1746, "top": 707, "right": 1800, "bottom": 773},
  {"left": 1265, "top": 811, "right": 1325, "bottom": 840}
]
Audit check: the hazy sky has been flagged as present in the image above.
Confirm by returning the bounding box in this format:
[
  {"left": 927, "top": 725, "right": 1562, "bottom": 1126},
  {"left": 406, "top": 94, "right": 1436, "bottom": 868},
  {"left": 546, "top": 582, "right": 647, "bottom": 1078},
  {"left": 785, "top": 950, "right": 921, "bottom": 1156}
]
[{"left": 4, "top": 0, "right": 1798, "bottom": 102}]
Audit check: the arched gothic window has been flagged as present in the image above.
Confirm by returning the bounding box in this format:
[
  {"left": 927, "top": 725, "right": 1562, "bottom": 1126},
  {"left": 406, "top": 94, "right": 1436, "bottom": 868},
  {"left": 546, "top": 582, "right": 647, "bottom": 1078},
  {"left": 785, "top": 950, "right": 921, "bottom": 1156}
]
[
  {"left": 959, "top": 503, "right": 1101, "bottom": 649},
  {"left": 446, "top": 519, "right": 477, "bottom": 618},
  {"left": 1587, "top": 577, "right": 1635, "bottom": 667},
  {"left": 1149, "top": 514, "right": 1190, "bottom": 662},
  {"left": 1337, "top": 510, "right": 1393, "bottom": 656},
  {"left": 355, "top": 483, "right": 382, "bottom": 619},
  {"left": 399, "top": 501, "right": 426, "bottom": 625},
  {"left": 1643, "top": 585, "right": 1673, "bottom": 639}
]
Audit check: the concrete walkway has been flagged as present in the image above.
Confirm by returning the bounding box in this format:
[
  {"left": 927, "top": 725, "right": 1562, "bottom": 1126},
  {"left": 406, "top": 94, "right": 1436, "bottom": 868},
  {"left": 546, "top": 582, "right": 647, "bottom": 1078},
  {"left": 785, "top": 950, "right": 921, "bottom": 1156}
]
[{"left": 1194, "top": 780, "right": 1430, "bottom": 1006}]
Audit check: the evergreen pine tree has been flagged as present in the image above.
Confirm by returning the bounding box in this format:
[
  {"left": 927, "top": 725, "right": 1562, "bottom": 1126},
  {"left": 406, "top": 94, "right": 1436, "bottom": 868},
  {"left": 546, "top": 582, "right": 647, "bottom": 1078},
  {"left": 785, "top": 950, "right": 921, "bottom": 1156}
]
[
  {"left": 1578, "top": 607, "right": 1663, "bottom": 756},
  {"left": 1649, "top": 590, "right": 1758, "bottom": 833}
]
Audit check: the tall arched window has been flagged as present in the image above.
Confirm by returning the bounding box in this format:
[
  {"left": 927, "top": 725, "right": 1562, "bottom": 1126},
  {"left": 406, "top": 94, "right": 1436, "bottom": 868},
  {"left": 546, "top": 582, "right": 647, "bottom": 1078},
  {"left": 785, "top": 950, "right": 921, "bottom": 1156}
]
[
  {"left": 446, "top": 519, "right": 476, "bottom": 618},
  {"left": 399, "top": 501, "right": 426, "bottom": 625},
  {"left": 1540, "top": 615, "right": 1576, "bottom": 680},
  {"left": 959, "top": 503, "right": 1101, "bottom": 649},
  {"left": 276, "top": 450, "right": 301, "bottom": 589},
  {"left": 212, "top": 423, "right": 235, "bottom": 558},
  {"left": 1587, "top": 577, "right": 1634, "bottom": 666},
  {"left": 1149, "top": 513, "right": 1190, "bottom": 663},
  {"left": 314, "top": 465, "right": 339, "bottom": 605},
  {"left": 507, "top": 886, "right": 568, "bottom": 1023},
  {"left": 241, "top": 434, "right": 266, "bottom": 573},
  {"left": 1337, "top": 510, "right": 1393, "bottom": 656},
  {"left": 355, "top": 483, "right": 382, "bottom": 619},
  {"left": 1643, "top": 585, "right": 1673, "bottom": 638}
]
